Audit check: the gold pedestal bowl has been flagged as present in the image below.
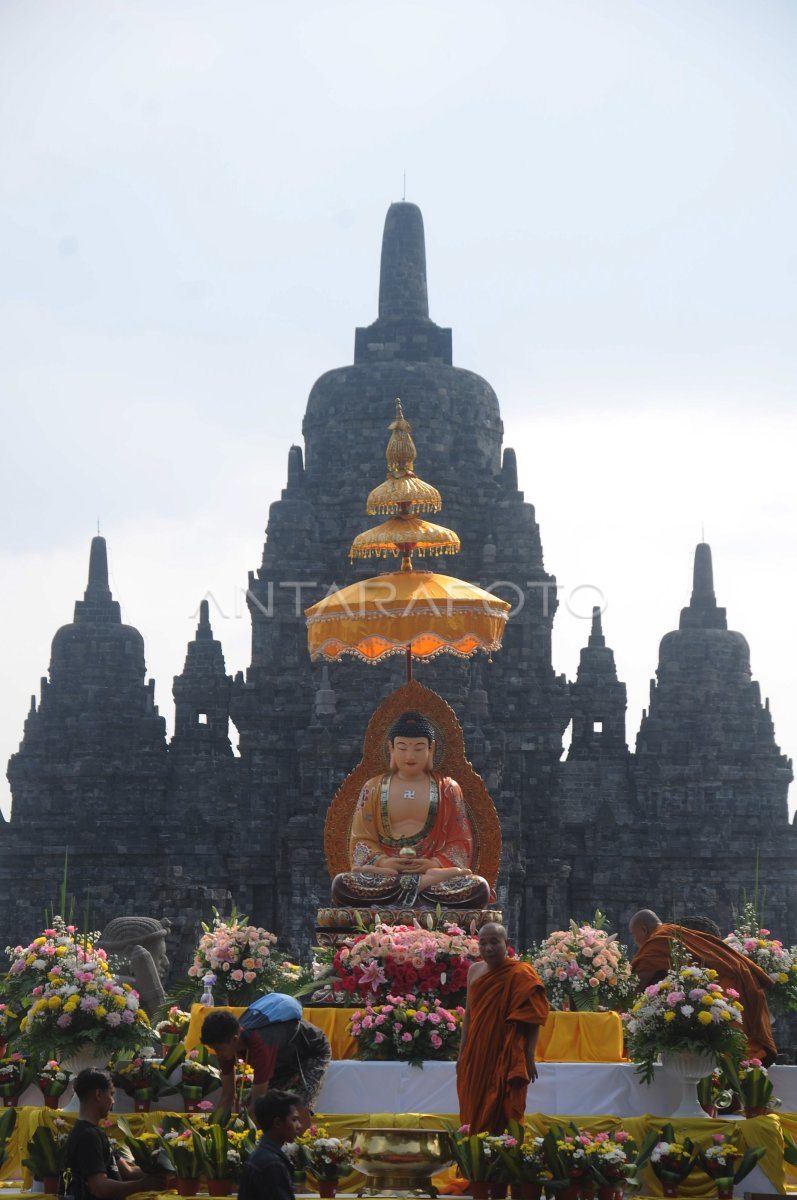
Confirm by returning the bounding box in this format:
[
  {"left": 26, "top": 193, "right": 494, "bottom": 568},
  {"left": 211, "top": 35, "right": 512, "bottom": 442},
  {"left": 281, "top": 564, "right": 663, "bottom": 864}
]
[{"left": 350, "top": 1127, "right": 453, "bottom": 1197}]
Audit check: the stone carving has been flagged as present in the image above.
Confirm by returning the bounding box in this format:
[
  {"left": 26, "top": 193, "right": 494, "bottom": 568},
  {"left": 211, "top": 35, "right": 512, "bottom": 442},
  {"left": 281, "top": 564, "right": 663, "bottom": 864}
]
[{"left": 99, "top": 916, "right": 171, "bottom": 1015}]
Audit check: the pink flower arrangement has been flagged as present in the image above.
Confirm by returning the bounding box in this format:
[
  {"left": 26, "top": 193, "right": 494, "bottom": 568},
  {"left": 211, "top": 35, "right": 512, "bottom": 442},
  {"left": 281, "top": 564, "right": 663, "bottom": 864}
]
[
  {"left": 530, "top": 911, "right": 636, "bottom": 1011},
  {"left": 349, "top": 993, "right": 463, "bottom": 1066},
  {"left": 318, "top": 921, "right": 480, "bottom": 1005},
  {"left": 724, "top": 903, "right": 797, "bottom": 1016},
  {"left": 188, "top": 907, "right": 296, "bottom": 1003}
]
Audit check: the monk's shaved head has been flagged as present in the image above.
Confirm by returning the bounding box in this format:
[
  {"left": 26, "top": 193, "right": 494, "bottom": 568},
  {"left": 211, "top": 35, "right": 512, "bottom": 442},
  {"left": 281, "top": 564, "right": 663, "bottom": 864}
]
[
  {"left": 478, "top": 922, "right": 507, "bottom": 940},
  {"left": 629, "top": 909, "right": 661, "bottom": 949}
]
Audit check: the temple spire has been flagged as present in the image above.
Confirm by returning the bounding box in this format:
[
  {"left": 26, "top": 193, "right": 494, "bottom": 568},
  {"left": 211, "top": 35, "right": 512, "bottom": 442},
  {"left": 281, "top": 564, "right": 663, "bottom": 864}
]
[
  {"left": 679, "top": 542, "right": 727, "bottom": 631},
  {"left": 197, "top": 599, "right": 212, "bottom": 641},
  {"left": 378, "top": 202, "right": 429, "bottom": 321},
  {"left": 588, "top": 606, "right": 605, "bottom": 648},
  {"left": 74, "top": 535, "right": 120, "bottom": 624}
]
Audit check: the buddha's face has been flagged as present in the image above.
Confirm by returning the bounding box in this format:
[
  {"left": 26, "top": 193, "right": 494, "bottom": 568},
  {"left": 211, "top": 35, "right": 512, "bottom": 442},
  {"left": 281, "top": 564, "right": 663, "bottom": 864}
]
[{"left": 390, "top": 736, "right": 433, "bottom": 778}]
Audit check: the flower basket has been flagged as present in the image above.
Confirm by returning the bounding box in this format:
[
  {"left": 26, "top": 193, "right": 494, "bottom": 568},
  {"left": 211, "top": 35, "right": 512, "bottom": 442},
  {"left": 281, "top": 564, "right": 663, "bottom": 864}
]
[
  {"left": 697, "top": 1131, "right": 765, "bottom": 1197},
  {"left": 737, "top": 1060, "right": 779, "bottom": 1115},
  {"left": 38, "top": 1061, "right": 72, "bottom": 1109},
  {"left": 636, "top": 1124, "right": 697, "bottom": 1198},
  {"left": 111, "top": 1053, "right": 176, "bottom": 1111},
  {"left": 529, "top": 911, "right": 636, "bottom": 1012},
  {"left": 350, "top": 994, "right": 463, "bottom": 1065}
]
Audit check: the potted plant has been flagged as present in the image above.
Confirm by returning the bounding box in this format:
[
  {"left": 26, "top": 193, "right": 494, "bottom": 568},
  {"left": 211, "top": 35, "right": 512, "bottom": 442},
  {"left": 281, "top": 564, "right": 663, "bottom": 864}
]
[
  {"left": 493, "top": 1120, "right": 551, "bottom": 1200},
  {"left": 349, "top": 993, "right": 464, "bottom": 1066},
  {"left": 736, "top": 1059, "right": 780, "bottom": 1117},
  {"left": 179, "top": 1048, "right": 222, "bottom": 1112},
  {"left": 541, "top": 1127, "right": 594, "bottom": 1200},
  {"left": 586, "top": 1130, "right": 640, "bottom": 1200},
  {"left": 0, "top": 1108, "right": 18, "bottom": 1172},
  {"left": 293, "top": 1122, "right": 354, "bottom": 1198},
  {"left": 155, "top": 1007, "right": 191, "bottom": 1049},
  {"left": 22, "top": 1117, "right": 71, "bottom": 1194},
  {"left": 159, "top": 1117, "right": 203, "bottom": 1196},
  {"left": 638, "top": 1126, "right": 697, "bottom": 1198},
  {"left": 195, "top": 1113, "right": 257, "bottom": 1196},
  {"left": 0, "top": 1052, "right": 35, "bottom": 1107},
  {"left": 529, "top": 912, "right": 637, "bottom": 1012},
  {"left": 110, "top": 1053, "right": 176, "bottom": 1112},
  {"left": 449, "top": 1127, "right": 513, "bottom": 1200},
  {"left": 37, "top": 1061, "right": 72, "bottom": 1109},
  {"left": 623, "top": 947, "right": 746, "bottom": 1116},
  {"left": 698, "top": 1132, "right": 765, "bottom": 1199}
]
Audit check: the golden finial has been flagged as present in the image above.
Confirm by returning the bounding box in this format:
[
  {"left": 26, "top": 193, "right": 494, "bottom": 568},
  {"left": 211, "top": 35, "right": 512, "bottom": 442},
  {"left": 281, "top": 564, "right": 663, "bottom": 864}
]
[
  {"left": 386, "top": 398, "right": 416, "bottom": 476},
  {"left": 367, "top": 399, "right": 442, "bottom": 516}
]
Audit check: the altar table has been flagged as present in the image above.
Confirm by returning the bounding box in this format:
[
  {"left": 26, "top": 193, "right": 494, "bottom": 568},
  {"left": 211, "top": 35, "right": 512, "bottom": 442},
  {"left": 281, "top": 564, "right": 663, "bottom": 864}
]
[{"left": 185, "top": 1005, "right": 625, "bottom": 1062}]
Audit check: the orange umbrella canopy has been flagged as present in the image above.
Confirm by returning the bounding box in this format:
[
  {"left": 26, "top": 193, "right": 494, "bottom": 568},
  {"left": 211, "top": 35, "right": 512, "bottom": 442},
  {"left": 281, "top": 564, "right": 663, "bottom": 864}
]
[{"left": 305, "top": 570, "right": 510, "bottom": 663}]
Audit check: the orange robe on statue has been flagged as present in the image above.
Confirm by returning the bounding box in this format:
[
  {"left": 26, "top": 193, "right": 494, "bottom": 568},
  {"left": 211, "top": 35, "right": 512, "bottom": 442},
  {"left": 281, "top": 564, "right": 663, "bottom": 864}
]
[
  {"left": 457, "top": 959, "right": 550, "bottom": 1134},
  {"left": 631, "top": 923, "right": 777, "bottom": 1064}
]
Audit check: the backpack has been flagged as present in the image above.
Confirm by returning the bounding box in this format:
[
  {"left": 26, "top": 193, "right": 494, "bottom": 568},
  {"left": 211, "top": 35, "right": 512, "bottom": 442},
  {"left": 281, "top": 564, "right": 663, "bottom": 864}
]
[{"left": 239, "top": 992, "right": 303, "bottom": 1031}]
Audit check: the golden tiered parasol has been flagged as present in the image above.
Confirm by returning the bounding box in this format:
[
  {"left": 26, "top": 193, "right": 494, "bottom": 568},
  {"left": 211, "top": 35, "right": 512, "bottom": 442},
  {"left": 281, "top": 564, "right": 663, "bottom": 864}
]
[{"left": 305, "top": 399, "right": 509, "bottom": 679}]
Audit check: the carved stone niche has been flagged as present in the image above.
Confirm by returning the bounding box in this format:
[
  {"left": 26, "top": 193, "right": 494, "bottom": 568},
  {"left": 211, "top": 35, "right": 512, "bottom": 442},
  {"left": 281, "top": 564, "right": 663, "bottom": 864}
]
[{"left": 318, "top": 679, "right": 503, "bottom": 942}]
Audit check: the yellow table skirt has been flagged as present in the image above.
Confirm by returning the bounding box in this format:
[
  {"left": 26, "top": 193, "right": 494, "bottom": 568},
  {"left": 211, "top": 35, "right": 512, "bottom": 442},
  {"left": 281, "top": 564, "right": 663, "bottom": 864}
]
[
  {"left": 3, "top": 1108, "right": 793, "bottom": 1195},
  {"left": 185, "top": 1005, "right": 625, "bottom": 1062}
]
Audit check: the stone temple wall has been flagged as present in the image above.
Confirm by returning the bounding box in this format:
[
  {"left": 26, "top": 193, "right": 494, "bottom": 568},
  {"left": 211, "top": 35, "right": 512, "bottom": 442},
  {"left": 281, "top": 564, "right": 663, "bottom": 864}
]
[{"left": 1, "top": 202, "right": 794, "bottom": 983}]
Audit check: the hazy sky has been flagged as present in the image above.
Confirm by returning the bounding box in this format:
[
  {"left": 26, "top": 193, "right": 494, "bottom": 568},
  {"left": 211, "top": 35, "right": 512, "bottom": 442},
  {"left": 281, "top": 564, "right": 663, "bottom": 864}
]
[{"left": 1, "top": 0, "right": 796, "bottom": 820}]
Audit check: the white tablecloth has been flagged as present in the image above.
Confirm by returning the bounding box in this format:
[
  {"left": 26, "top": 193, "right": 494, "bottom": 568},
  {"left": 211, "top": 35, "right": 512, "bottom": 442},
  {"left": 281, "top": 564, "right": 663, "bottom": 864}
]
[{"left": 315, "top": 1059, "right": 797, "bottom": 1117}]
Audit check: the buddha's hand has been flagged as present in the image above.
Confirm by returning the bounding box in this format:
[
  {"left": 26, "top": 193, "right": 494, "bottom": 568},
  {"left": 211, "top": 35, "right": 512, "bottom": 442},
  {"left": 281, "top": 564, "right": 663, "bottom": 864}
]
[{"left": 395, "top": 856, "right": 442, "bottom": 872}]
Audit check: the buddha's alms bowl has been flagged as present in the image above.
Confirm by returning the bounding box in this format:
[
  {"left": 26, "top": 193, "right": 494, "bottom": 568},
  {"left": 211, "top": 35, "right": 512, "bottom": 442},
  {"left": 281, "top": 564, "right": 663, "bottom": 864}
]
[{"left": 350, "top": 1127, "right": 453, "bottom": 1198}]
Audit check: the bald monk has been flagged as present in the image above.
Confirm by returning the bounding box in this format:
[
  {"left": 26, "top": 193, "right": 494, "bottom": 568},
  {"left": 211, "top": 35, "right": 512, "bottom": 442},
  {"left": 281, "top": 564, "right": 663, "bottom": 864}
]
[
  {"left": 457, "top": 923, "right": 550, "bottom": 1134},
  {"left": 629, "top": 909, "right": 777, "bottom": 1066}
]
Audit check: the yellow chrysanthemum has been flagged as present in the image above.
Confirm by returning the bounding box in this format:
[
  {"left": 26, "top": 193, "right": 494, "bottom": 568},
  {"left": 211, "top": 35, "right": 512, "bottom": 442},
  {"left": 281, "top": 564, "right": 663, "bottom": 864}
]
[
  {"left": 113, "top": 994, "right": 126, "bottom": 1009},
  {"left": 705, "top": 969, "right": 718, "bottom": 980},
  {"left": 95, "top": 1005, "right": 108, "bottom": 1019},
  {"left": 701, "top": 995, "right": 715, "bottom": 1005},
  {"left": 697, "top": 1010, "right": 713, "bottom": 1025},
  {"left": 48, "top": 995, "right": 62, "bottom": 1009},
  {"left": 664, "top": 1011, "right": 676, "bottom": 1022},
  {"left": 778, "top": 973, "right": 789, "bottom": 984}
]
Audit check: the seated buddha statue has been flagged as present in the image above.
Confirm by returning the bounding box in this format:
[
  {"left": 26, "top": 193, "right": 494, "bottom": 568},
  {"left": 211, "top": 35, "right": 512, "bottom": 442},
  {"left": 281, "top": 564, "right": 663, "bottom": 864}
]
[{"left": 330, "top": 710, "right": 491, "bottom": 909}]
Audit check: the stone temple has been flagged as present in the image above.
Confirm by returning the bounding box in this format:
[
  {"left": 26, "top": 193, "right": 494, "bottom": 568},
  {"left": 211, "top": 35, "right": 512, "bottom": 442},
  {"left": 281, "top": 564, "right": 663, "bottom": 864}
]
[{"left": 2, "top": 202, "right": 795, "bottom": 966}]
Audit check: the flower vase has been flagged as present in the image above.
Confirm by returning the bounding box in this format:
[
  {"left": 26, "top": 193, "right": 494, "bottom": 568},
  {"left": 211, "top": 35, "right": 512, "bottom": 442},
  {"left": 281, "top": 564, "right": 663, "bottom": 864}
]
[
  {"left": 597, "top": 1189, "right": 623, "bottom": 1200},
  {"left": 662, "top": 1187, "right": 679, "bottom": 1198},
  {"left": 470, "top": 1185, "right": 490, "bottom": 1200},
  {"left": 744, "top": 1106, "right": 770, "bottom": 1118},
  {"left": 133, "top": 1089, "right": 152, "bottom": 1113},
  {"left": 716, "top": 1188, "right": 733, "bottom": 1199},
  {"left": 42, "top": 1177, "right": 58, "bottom": 1194},
  {"left": 318, "top": 1182, "right": 337, "bottom": 1199},
  {"left": 175, "top": 1180, "right": 200, "bottom": 1197},
  {"left": 660, "top": 1049, "right": 716, "bottom": 1118},
  {"left": 207, "top": 1181, "right": 234, "bottom": 1196},
  {"left": 61, "top": 1047, "right": 110, "bottom": 1112},
  {"left": 559, "top": 1186, "right": 581, "bottom": 1200},
  {"left": 43, "top": 1094, "right": 61, "bottom": 1109},
  {"left": 490, "top": 1185, "right": 508, "bottom": 1200},
  {"left": 578, "top": 1185, "right": 595, "bottom": 1200},
  {"left": 1, "top": 1093, "right": 19, "bottom": 1108}
]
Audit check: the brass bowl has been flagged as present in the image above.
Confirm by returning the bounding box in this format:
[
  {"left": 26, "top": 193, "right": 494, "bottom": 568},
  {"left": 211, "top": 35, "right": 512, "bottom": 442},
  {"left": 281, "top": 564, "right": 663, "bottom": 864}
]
[{"left": 350, "top": 1126, "right": 453, "bottom": 1197}]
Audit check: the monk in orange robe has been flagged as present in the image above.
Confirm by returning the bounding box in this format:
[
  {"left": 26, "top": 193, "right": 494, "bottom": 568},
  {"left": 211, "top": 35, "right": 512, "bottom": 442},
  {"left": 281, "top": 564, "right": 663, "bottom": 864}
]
[
  {"left": 629, "top": 909, "right": 777, "bottom": 1065},
  {"left": 457, "top": 923, "right": 550, "bottom": 1134}
]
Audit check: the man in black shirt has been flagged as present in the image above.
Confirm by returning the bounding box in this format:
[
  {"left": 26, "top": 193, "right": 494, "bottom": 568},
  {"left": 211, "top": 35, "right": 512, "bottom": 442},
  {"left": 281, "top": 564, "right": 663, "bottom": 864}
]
[
  {"left": 237, "top": 1090, "right": 301, "bottom": 1200},
  {"left": 65, "top": 1069, "right": 166, "bottom": 1200}
]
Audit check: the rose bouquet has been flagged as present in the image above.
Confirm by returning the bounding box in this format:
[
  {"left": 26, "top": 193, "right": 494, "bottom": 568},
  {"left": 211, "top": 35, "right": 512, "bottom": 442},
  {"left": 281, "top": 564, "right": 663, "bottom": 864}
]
[
  {"left": 737, "top": 1058, "right": 780, "bottom": 1116},
  {"left": 37, "top": 1061, "right": 72, "bottom": 1108},
  {"left": 529, "top": 912, "right": 636, "bottom": 1012},
  {"left": 294, "top": 1123, "right": 354, "bottom": 1183},
  {"left": 586, "top": 1130, "right": 640, "bottom": 1195},
  {"left": 187, "top": 908, "right": 291, "bottom": 1005},
  {"left": 350, "top": 993, "right": 463, "bottom": 1067},
  {"left": 697, "top": 1132, "right": 765, "bottom": 1199},
  {"left": 6, "top": 917, "right": 154, "bottom": 1060},
  {"left": 317, "top": 921, "right": 480, "bottom": 1006},
  {"left": 724, "top": 903, "right": 797, "bottom": 1017},
  {"left": 623, "top": 958, "right": 746, "bottom": 1084}
]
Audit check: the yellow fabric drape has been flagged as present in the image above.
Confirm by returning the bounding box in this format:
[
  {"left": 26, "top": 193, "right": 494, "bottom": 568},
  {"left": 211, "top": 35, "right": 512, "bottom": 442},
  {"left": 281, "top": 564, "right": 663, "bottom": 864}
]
[
  {"left": 3, "top": 1108, "right": 791, "bottom": 1195},
  {"left": 184, "top": 1005, "right": 625, "bottom": 1063}
]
